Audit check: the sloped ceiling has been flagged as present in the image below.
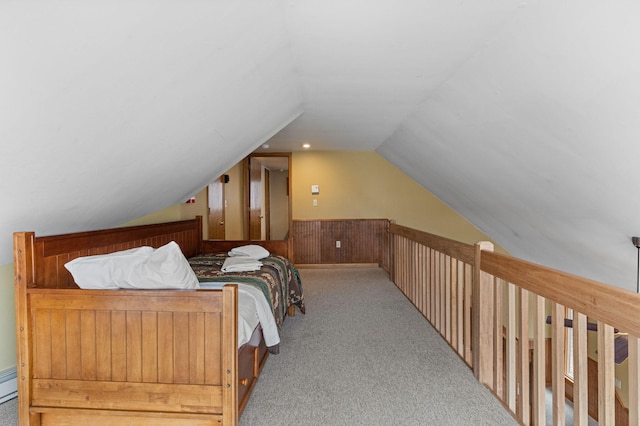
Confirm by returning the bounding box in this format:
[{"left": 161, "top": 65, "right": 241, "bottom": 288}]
[
  {"left": 2, "top": 1, "right": 640, "bottom": 291},
  {"left": 1, "top": 0, "right": 302, "bottom": 263}
]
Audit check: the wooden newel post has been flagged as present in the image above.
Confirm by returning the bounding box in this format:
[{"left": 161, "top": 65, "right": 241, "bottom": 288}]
[
  {"left": 13, "top": 232, "right": 36, "bottom": 426},
  {"left": 472, "top": 241, "right": 494, "bottom": 386}
]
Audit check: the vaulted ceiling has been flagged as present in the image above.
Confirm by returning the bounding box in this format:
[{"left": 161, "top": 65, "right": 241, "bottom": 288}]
[{"left": 2, "top": 1, "right": 640, "bottom": 291}]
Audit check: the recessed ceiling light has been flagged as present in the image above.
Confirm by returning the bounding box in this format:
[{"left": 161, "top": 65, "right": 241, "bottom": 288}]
[
  {"left": 262, "top": 143, "right": 270, "bottom": 149},
  {"left": 302, "top": 143, "right": 311, "bottom": 149}
]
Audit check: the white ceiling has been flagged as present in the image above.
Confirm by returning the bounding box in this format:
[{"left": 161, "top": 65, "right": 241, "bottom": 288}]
[
  {"left": 2, "top": 0, "right": 640, "bottom": 291},
  {"left": 253, "top": 156, "right": 289, "bottom": 171}
]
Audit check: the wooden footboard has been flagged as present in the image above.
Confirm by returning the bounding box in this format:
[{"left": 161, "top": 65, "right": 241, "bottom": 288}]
[
  {"left": 13, "top": 219, "right": 249, "bottom": 425},
  {"left": 19, "top": 287, "right": 238, "bottom": 425}
]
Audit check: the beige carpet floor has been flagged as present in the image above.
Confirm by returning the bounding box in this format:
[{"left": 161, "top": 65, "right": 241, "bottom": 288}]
[{"left": 240, "top": 267, "right": 518, "bottom": 425}]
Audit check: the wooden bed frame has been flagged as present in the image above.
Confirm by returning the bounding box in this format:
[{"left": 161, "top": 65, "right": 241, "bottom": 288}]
[{"left": 13, "top": 216, "right": 292, "bottom": 425}]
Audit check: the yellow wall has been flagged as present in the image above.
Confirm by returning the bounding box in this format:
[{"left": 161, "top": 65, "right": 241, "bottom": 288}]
[
  {"left": 0, "top": 263, "right": 16, "bottom": 371},
  {"left": 587, "top": 326, "right": 630, "bottom": 407},
  {"left": 119, "top": 205, "right": 182, "bottom": 227},
  {"left": 292, "top": 151, "right": 503, "bottom": 248},
  {"left": 270, "top": 170, "right": 289, "bottom": 239},
  {"left": 120, "top": 187, "right": 209, "bottom": 238}
]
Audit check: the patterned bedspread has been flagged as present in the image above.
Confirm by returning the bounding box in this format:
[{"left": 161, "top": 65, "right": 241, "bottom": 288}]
[{"left": 188, "top": 253, "right": 305, "bottom": 328}]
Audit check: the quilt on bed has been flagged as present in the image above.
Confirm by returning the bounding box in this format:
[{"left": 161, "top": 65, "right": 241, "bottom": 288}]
[{"left": 188, "top": 254, "right": 305, "bottom": 327}]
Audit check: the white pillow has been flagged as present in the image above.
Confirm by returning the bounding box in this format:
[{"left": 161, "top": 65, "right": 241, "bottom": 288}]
[
  {"left": 65, "top": 242, "right": 200, "bottom": 290},
  {"left": 65, "top": 246, "right": 155, "bottom": 290},
  {"left": 118, "top": 241, "right": 200, "bottom": 290},
  {"left": 228, "top": 244, "right": 270, "bottom": 260}
]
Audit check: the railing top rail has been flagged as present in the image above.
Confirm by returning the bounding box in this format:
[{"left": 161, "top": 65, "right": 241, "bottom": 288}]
[
  {"left": 481, "top": 250, "right": 640, "bottom": 337},
  {"left": 293, "top": 218, "right": 390, "bottom": 223},
  {"left": 389, "top": 223, "right": 476, "bottom": 264}
]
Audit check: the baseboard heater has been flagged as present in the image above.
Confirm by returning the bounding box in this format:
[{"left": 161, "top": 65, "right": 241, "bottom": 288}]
[{"left": 0, "top": 367, "right": 17, "bottom": 403}]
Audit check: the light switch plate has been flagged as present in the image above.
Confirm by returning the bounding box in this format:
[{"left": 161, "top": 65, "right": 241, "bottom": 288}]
[{"left": 311, "top": 185, "right": 319, "bottom": 194}]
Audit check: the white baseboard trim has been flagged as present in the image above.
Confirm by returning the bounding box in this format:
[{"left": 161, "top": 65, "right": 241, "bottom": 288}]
[{"left": 0, "top": 367, "right": 17, "bottom": 404}]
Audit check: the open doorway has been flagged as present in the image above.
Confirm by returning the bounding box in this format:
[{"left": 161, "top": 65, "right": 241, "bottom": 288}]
[
  {"left": 246, "top": 154, "right": 290, "bottom": 240},
  {"left": 208, "top": 153, "right": 291, "bottom": 240}
]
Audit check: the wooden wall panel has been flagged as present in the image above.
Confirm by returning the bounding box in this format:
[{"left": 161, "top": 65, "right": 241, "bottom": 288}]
[
  {"left": 174, "top": 313, "right": 190, "bottom": 384},
  {"left": 158, "top": 312, "right": 175, "bottom": 384},
  {"left": 111, "top": 311, "right": 127, "bottom": 382},
  {"left": 126, "top": 312, "right": 143, "bottom": 382},
  {"left": 204, "top": 313, "right": 222, "bottom": 385},
  {"left": 189, "top": 312, "right": 206, "bottom": 384},
  {"left": 80, "top": 310, "right": 97, "bottom": 380},
  {"left": 141, "top": 312, "right": 158, "bottom": 383},
  {"left": 32, "top": 217, "right": 203, "bottom": 289},
  {"left": 292, "top": 219, "right": 389, "bottom": 267},
  {"left": 95, "top": 311, "right": 112, "bottom": 381},
  {"left": 65, "top": 310, "right": 82, "bottom": 380},
  {"left": 292, "top": 220, "right": 321, "bottom": 264},
  {"left": 50, "top": 310, "right": 66, "bottom": 379},
  {"left": 320, "top": 221, "right": 346, "bottom": 264},
  {"left": 33, "top": 309, "right": 52, "bottom": 379}
]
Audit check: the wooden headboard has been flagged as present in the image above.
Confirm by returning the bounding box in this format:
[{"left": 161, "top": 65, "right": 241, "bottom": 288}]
[
  {"left": 201, "top": 239, "right": 290, "bottom": 259},
  {"left": 14, "top": 217, "right": 203, "bottom": 290}
]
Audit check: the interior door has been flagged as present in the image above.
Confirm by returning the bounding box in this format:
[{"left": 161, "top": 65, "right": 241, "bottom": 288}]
[
  {"left": 249, "top": 158, "right": 262, "bottom": 240},
  {"left": 208, "top": 177, "right": 225, "bottom": 239},
  {"left": 264, "top": 168, "right": 271, "bottom": 240},
  {"left": 233, "top": 153, "right": 290, "bottom": 240}
]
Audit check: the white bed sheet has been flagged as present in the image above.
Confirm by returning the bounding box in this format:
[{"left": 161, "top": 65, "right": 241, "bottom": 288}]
[{"left": 198, "top": 282, "right": 280, "bottom": 349}]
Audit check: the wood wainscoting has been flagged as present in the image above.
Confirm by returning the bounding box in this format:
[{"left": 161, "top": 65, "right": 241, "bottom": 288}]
[{"left": 292, "top": 219, "right": 390, "bottom": 270}]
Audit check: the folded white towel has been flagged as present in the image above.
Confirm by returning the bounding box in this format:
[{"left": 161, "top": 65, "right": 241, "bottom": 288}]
[
  {"left": 221, "top": 256, "right": 263, "bottom": 272},
  {"left": 228, "top": 244, "right": 270, "bottom": 260}
]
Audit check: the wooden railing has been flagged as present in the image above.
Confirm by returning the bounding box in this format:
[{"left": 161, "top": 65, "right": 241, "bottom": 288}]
[{"left": 390, "top": 223, "right": 640, "bottom": 425}]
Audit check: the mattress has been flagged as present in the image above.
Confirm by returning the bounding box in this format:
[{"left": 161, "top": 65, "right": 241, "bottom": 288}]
[{"left": 198, "top": 282, "right": 280, "bottom": 349}]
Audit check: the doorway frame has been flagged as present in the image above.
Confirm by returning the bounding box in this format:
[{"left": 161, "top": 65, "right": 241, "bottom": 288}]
[{"left": 243, "top": 152, "right": 292, "bottom": 243}]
